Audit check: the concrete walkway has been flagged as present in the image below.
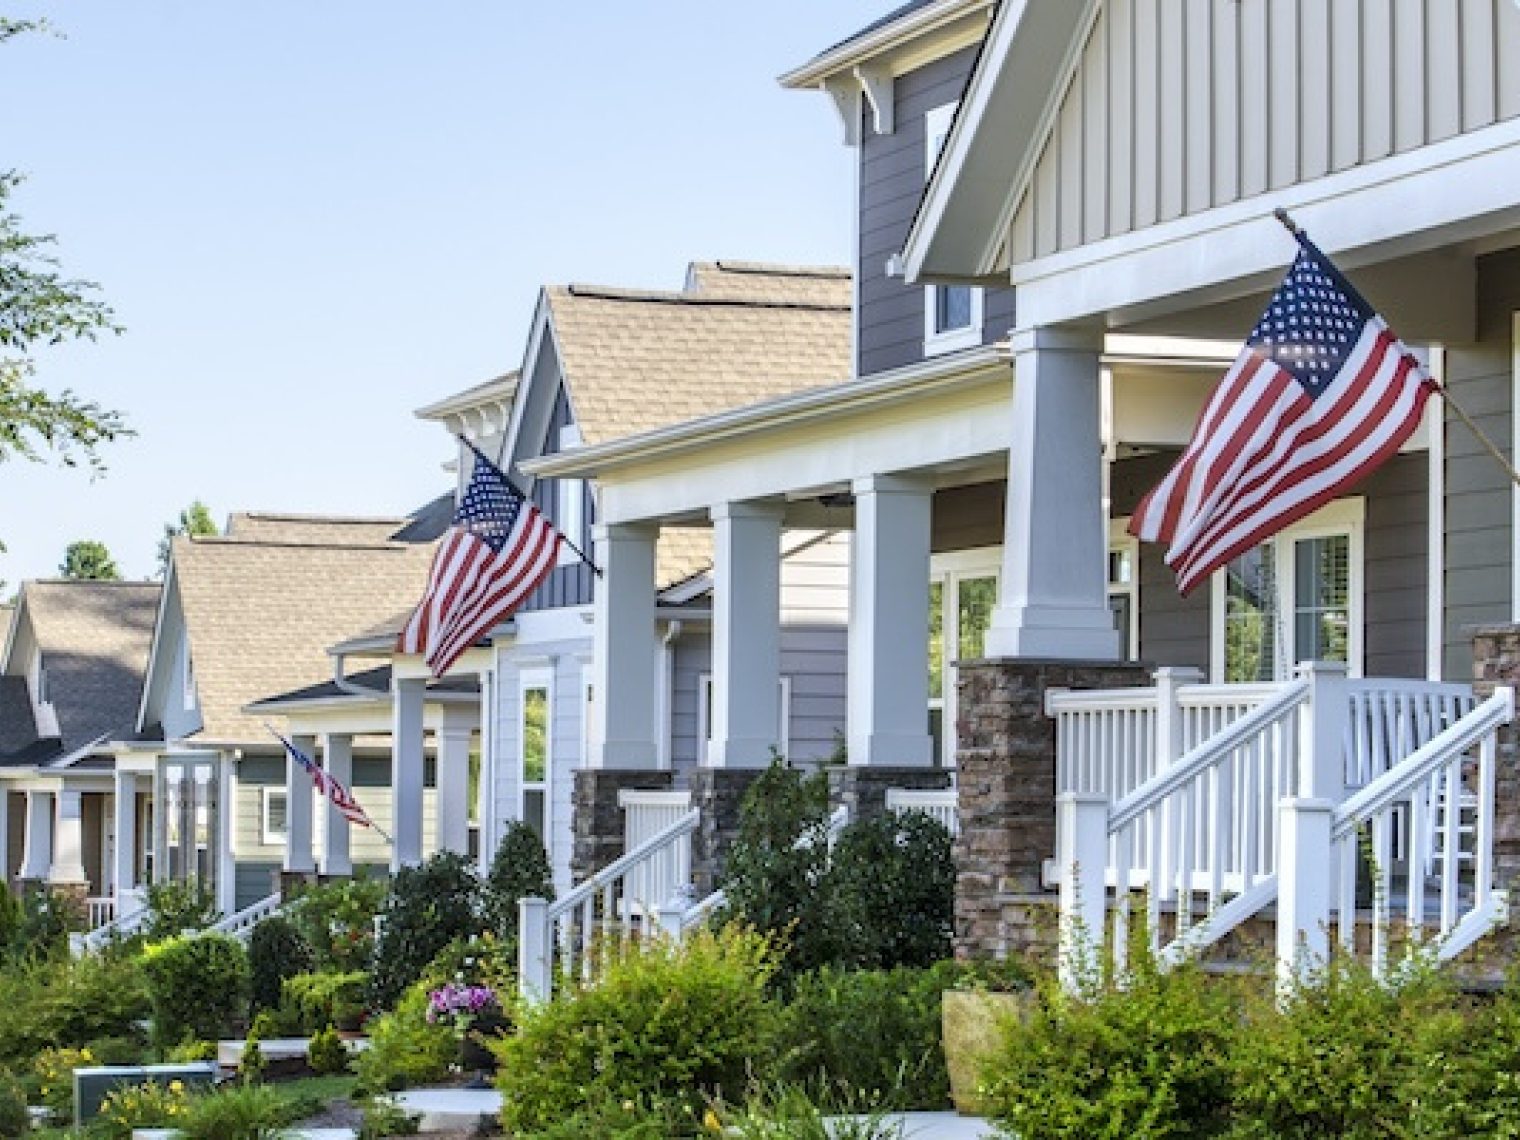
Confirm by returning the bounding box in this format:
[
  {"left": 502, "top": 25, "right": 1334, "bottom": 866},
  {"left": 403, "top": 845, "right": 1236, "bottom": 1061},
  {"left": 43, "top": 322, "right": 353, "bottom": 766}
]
[{"left": 841, "top": 1112, "right": 997, "bottom": 1138}]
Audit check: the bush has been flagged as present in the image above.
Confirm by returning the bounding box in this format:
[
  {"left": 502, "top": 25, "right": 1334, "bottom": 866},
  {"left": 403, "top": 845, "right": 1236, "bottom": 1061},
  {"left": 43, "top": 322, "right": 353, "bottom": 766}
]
[
  {"left": 141, "top": 933, "right": 250, "bottom": 1046},
  {"left": 176, "top": 1082, "right": 318, "bottom": 1140},
  {"left": 34, "top": 1045, "right": 95, "bottom": 1123},
  {"left": 828, "top": 811, "right": 954, "bottom": 971},
  {"left": 353, "top": 979, "right": 456, "bottom": 1094},
  {"left": 140, "top": 880, "right": 220, "bottom": 942},
  {"left": 91, "top": 1079, "right": 192, "bottom": 1139},
  {"left": 0, "top": 952, "right": 148, "bottom": 1066},
  {"left": 369, "top": 851, "right": 482, "bottom": 1010},
  {"left": 717, "top": 759, "right": 834, "bottom": 979},
  {"left": 247, "top": 914, "right": 314, "bottom": 1016},
  {"left": 165, "top": 1039, "right": 219, "bottom": 1063},
  {"left": 286, "top": 876, "right": 387, "bottom": 973},
  {"left": 0, "top": 1069, "right": 26, "bottom": 1139},
  {"left": 493, "top": 926, "right": 787, "bottom": 1132},
  {"left": 17, "top": 885, "right": 75, "bottom": 959},
  {"left": 306, "top": 1024, "right": 350, "bottom": 1075},
  {"left": 483, "top": 819, "right": 555, "bottom": 947},
  {"left": 281, "top": 969, "right": 369, "bottom": 1034},
  {"left": 358, "top": 1095, "right": 420, "bottom": 1139}
]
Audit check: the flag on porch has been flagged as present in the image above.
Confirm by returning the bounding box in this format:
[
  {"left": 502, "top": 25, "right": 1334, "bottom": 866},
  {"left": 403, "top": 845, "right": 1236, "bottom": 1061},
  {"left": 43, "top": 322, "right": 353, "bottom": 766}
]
[
  {"left": 271, "top": 730, "right": 375, "bottom": 830},
  {"left": 398, "top": 442, "right": 564, "bottom": 677},
  {"left": 1129, "top": 229, "right": 1437, "bottom": 595}
]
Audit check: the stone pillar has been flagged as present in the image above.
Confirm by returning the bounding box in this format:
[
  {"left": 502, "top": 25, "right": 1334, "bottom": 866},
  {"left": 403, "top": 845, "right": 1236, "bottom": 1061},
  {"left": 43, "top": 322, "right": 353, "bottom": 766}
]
[
  {"left": 1472, "top": 624, "right": 1520, "bottom": 894},
  {"left": 18, "top": 791, "right": 51, "bottom": 884},
  {"left": 112, "top": 771, "right": 138, "bottom": 901},
  {"left": 848, "top": 474, "right": 934, "bottom": 767},
  {"left": 709, "top": 501, "right": 784, "bottom": 767},
  {"left": 954, "top": 658, "right": 1150, "bottom": 962},
  {"left": 391, "top": 678, "right": 427, "bottom": 870},
  {"left": 571, "top": 770, "right": 673, "bottom": 882},
  {"left": 50, "top": 788, "right": 88, "bottom": 887},
  {"left": 687, "top": 768, "right": 768, "bottom": 897},
  {"left": 284, "top": 735, "right": 317, "bottom": 875},
  {"left": 318, "top": 733, "right": 354, "bottom": 877},
  {"left": 986, "top": 328, "right": 1119, "bottom": 660},
  {"left": 827, "top": 766, "right": 952, "bottom": 824},
  {"left": 435, "top": 711, "right": 474, "bottom": 857},
  {"left": 591, "top": 523, "right": 660, "bottom": 769}
]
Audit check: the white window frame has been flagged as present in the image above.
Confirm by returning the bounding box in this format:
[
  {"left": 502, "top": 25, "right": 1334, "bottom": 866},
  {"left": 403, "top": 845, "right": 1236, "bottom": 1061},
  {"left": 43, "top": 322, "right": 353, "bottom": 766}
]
[
  {"left": 1107, "top": 520, "right": 1141, "bottom": 660},
  {"left": 518, "top": 667, "right": 553, "bottom": 837},
  {"left": 1208, "top": 498, "right": 1366, "bottom": 683},
  {"left": 261, "top": 787, "right": 288, "bottom": 846},
  {"left": 929, "top": 547, "right": 1002, "bottom": 767},
  {"left": 923, "top": 102, "right": 982, "bottom": 356},
  {"left": 556, "top": 424, "right": 585, "bottom": 568},
  {"left": 697, "top": 675, "right": 792, "bottom": 764}
]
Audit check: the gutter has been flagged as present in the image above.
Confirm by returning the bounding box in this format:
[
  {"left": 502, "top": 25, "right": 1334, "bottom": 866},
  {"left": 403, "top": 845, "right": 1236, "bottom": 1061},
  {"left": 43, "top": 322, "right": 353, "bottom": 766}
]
[{"left": 778, "top": 0, "right": 994, "bottom": 88}]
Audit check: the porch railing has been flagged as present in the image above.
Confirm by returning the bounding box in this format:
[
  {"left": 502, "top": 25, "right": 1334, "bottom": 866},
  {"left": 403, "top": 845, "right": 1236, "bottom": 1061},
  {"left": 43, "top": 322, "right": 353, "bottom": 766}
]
[
  {"left": 620, "top": 788, "right": 695, "bottom": 919},
  {"left": 85, "top": 896, "right": 116, "bottom": 930},
  {"left": 209, "top": 893, "right": 282, "bottom": 944},
  {"left": 71, "top": 888, "right": 151, "bottom": 956},
  {"left": 885, "top": 787, "right": 960, "bottom": 837}
]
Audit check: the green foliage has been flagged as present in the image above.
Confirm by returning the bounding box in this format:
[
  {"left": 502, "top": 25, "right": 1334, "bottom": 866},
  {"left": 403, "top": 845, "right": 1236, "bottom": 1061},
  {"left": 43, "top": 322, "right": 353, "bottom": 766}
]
[
  {"left": 369, "top": 851, "right": 481, "bottom": 1010},
  {"left": 0, "top": 1069, "right": 27, "bottom": 1139},
  {"left": 483, "top": 819, "right": 555, "bottom": 946},
  {"left": 18, "top": 885, "right": 76, "bottom": 958},
  {"left": 89, "top": 1079, "right": 191, "bottom": 1140},
  {"left": 721, "top": 1085, "right": 905, "bottom": 1140},
  {"left": 176, "top": 1081, "right": 319, "bottom": 1140},
  {"left": 34, "top": 1045, "right": 97, "bottom": 1123},
  {"left": 141, "top": 880, "right": 220, "bottom": 942},
  {"left": 353, "top": 979, "right": 455, "bottom": 1094},
  {"left": 157, "top": 499, "right": 218, "bottom": 576},
  {"left": 828, "top": 812, "right": 955, "bottom": 971},
  {"left": 285, "top": 875, "right": 386, "bottom": 973},
  {"left": 493, "top": 926, "right": 787, "bottom": 1133},
  {"left": 238, "top": 1036, "right": 265, "bottom": 1083},
  {"left": 247, "top": 914, "right": 313, "bottom": 1015},
  {"left": 306, "top": 1024, "right": 350, "bottom": 1076},
  {"left": 0, "top": 886, "right": 23, "bottom": 956},
  {"left": 718, "top": 759, "right": 834, "bottom": 978},
  {"left": 357, "top": 1095, "right": 420, "bottom": 1139},
  {"left": 0, "top": 952, "right": 148, "bottom": 1066},
  {"left": 58, "top": 539, "right": 120, "bottom": 580},
  {"left": 141, "top": 933, "right": 250, "bottom": 1047},
  {"left": 165, "top": 1039, "right": 218, "bottom": 1063},
  {"left": 281, "top": 970, "right": 369, "bottom": 1034}
]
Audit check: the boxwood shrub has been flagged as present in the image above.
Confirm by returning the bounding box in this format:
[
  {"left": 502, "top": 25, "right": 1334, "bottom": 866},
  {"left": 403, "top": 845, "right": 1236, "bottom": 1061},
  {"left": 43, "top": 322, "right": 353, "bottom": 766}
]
[{"left": 141, "top": 932, "right": 250, "bottom": 1046}]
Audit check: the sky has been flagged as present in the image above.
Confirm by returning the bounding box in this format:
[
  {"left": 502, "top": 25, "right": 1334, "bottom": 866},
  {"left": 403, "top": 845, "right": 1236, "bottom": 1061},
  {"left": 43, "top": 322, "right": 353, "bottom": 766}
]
[{"left": 0, "top": 1, "right": 885, "bottom": 590}]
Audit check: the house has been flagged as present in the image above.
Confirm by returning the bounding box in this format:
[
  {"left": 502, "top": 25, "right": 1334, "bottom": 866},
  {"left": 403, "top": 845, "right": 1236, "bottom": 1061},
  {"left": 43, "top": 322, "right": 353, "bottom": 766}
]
[{"left": 0, "top": 580, "right": 159, "bottom": 924}]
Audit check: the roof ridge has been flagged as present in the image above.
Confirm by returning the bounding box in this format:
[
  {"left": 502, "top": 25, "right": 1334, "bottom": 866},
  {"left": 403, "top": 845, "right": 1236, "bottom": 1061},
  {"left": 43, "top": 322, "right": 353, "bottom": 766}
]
[
  {"left": 185, "top": 535, "right": 418, "bottom": 552},
  {"left": 561, "top": 284, "right": 849, "bottom": 311},
  {"left": 233, "top": 511, "right": 411, "bottom": 523},
  {"left": 710, "top": 260, "right": 850, "bottom": 278},
  {"left": 26, "top": 579, "right": 160, "bottom": 588}
]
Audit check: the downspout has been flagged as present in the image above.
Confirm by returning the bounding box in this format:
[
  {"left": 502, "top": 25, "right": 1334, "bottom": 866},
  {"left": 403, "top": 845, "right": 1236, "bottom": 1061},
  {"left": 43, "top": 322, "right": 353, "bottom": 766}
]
[{"left": 657, "top": 621, "right": 684, "bottom": 770}]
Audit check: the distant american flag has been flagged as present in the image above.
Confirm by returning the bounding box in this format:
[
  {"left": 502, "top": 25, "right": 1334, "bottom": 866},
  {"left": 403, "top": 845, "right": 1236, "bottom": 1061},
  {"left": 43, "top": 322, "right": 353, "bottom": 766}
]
[
  {"left": 272, "top": 730, "right": 374, "bottom": 830},
  {"left": 398, "top": 444, "right": 563, "bottom": 676},
  {"left": 1130, "top": 232, "right": 1436, "bottom": 594}
]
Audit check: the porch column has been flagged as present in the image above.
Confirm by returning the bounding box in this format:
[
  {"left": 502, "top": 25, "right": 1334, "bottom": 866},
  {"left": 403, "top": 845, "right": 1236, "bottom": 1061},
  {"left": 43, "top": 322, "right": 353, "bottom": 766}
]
[
  {"left": 283, "top": 734, "right": 317, "bottom": 874},
  {"left": 435, "top": 709, "right": 474, "bottom": 856},
  {"left": 590, "top": 523, "right": 659, "bottom": 768},
  {"left": 18, "top": 791, "right": 51, "bottom": 881},
  {"left": 50, "top": 788, "right": 88, "bottom": 886},
  {"left": 112, "top": 772, "right": 138, "bottom": 898},
  {"left": 318, "top": 733, "right": 354, "bottom": 877},
  {"left": 847, "top": 474, "right": 934, "bottom": 767},
  {"left": 985, "top": 327, "right": 1119, "bottom": 660},
  {"left": 709, "top": 501, "right": 784, "bottom": 767},
  {"left": 391, "top": 677, "right": 427, "bottom": 869}
]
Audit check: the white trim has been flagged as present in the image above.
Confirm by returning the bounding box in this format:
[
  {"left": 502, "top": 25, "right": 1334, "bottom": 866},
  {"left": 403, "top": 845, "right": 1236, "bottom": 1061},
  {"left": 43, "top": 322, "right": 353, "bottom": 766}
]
[
  {"left": 518, "top": 667, "right": 553, "bottom": 842},
  {"left": 697, "top": 675, "right": 792, "bottom": 764},
  {"left": 556, "top": 423, "right": 586, "bottom": 568},
  {"left": 1107, "top": 519, "right": 1140, "bottom": 661},
  {"left": 778, "top": 0, "right": 993, "bottom": 88},
  {"left": 260, "top": 786, "right": 287, "bottom": 846},
  {"left": 1208, "top": 498, "right": 1366, "bottom": 683},
  {"left": 929, "top": 547, "right": 1002, "bottom": 766},
  {"left": 1429, "top": 346, "right": 1447, "bottom": 680},
  {"left": 923, "top": 101, "right": 984, "bottom": 356}
]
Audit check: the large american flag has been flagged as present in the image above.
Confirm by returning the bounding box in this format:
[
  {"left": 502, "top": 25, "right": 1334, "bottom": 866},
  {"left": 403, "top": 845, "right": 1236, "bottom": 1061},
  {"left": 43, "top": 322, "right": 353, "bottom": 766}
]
[
  {"left": 398, "top": 445, "right": 563, "bottom": 676},
  {"left": 272, "top": 729, "right": 375, "bottom": 830},
  {"left": 1130, "top": 233, "right": 1436, "bottom": 594}
]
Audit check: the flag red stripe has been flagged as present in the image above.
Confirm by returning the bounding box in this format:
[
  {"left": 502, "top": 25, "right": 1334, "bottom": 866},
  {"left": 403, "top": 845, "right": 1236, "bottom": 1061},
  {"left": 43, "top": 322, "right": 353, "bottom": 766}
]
[{"left": 426, "top": 519, "right": 561, "bottom": 674}]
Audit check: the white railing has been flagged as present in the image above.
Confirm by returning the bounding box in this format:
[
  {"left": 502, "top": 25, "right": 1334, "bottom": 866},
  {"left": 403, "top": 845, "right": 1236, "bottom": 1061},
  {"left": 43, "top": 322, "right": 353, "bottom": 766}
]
[
  {"left": 85, "top": 896, "right": 116, "bottom": 930},
  {"left": 885, "top": 787, "right": 960, "bottom": 837},
  {"left": 209, "top": 893, "right": 281, "bottom": 944},
  {"left": 620, "top": 788, "right": 694, "bottom": 917},
  {"left": 519, "top": 808, "right": 698, "bottom": 1002},
  {"left": 71, "top": 890, "right": 151, "bottom": 956}
]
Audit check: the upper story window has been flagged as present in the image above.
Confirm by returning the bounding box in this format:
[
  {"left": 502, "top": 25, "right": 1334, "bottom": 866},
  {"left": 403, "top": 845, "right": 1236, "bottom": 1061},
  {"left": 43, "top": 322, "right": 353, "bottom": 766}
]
[
  {"left": 556, "top": 424, "right": 585, "bottom": 568},
  {"left": 923, "top": 102, "right": 983, "bottom": 355}
]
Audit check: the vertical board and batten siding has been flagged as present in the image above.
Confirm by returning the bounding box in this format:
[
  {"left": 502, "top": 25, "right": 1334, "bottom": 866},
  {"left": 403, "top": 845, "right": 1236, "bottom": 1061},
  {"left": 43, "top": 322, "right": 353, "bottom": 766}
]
[
  {"left": 1443, "top": 250, "right": 1520, "bottom": 679},
  {"left": 523, "top": 385, "right": 595, "bottom": 614},
  {"left": 1011, "top": 0, "right": 1520, "bottom": 263},
  {"left": 857, "top": 47, "right": 1016, "bottom": 377}
]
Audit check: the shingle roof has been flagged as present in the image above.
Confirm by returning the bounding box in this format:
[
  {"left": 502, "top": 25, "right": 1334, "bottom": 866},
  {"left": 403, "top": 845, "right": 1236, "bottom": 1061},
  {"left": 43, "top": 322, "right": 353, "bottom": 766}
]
[
  {"left": 545, "top": 275, "right": 852, "bottom": 448},
  {"left": 810, "top": 1, "right": 938, "bottom": 62},
  {"left": 684, "top": 261, "right": 851, "bottom": 306},
  {"left": 249, "top": 664, "right": 478, "bottom": 710},
  {"left": 0, "top": 677, "right": 38, "bottom": 759},
  {"left": 20, "top": 581, "right": 161, "bottom": 758},
  {"left": 224, "top": 513, "right": 412, "bottom": 545},
  {"left": 172, "top": 534, "right": 434, "bottom": 744}
]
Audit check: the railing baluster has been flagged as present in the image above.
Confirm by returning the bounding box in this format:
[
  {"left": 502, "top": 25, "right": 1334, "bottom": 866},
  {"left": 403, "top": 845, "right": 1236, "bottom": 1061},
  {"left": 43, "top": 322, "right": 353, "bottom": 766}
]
[
  {"left": 1440, "top": 759, "right": 1460, "bottom": 935},
  {"left": 1476, "top": 731, "right": 1497, "bottom": 911}
]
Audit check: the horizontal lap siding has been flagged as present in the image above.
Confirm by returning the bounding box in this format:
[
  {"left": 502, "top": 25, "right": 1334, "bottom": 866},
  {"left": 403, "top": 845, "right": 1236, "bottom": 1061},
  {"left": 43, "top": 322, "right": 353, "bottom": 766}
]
[
  {"left": 780, "top": 533, "right": 849, "bottom": 764},
  {"left": 1113, "top": 453, "right": 1211, "bottom": 668},
  {"left": 1360, "top": 453, "right": 1428, "bottom": 679},
  {"left": 1016, "top": 0, "right": 1520, "bottom": 260}
]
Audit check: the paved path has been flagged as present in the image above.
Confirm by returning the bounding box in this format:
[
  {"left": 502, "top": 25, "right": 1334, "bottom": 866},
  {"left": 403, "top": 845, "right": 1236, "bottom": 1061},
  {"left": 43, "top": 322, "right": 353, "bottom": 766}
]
[{"left": 847, "top": 1112, "right": 998, "bottom": 1138}]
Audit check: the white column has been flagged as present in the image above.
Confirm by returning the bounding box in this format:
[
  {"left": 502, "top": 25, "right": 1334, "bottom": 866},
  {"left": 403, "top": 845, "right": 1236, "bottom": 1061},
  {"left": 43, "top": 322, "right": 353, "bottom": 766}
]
[
  {"left": 318, "top": 733, "right": 354, "bottom": 877},
  {"left": 435, "top": 710, "right": 474, "bottom": 856},
  {"left": 19, "top": 791, "right": 52, "bottom": 881},
  {"left": 50, "top": 788, "right": 88, "bottom": 885},
  {"left": 215, "top": 759, "right": 236, "bottom": 915},
  {"left": 477, "top": 663, "right": 497, "bottom": 875},
  {"left": 283, "top": 735, "right": 317, "bottom": 874},
  {"left": 848, "top": 474, "right": 934, "bottom": 767},
  {"left": 591, "top": 523, "right": 660, "bottom": 768},
  {"left": 985, "top": 327, "right": 1119, "bottom": 660},
  {"left": 112, "top": 772, "right": 138, "bottom": 899},
  {"left": 0, "top": 789, "right": 10, "bottom": 889},
  {"left": 709, "top": 501, "right": 784, "bottom": 767},
  {"left": 391, "top": 677, "right": 427, "bottom": 869}
]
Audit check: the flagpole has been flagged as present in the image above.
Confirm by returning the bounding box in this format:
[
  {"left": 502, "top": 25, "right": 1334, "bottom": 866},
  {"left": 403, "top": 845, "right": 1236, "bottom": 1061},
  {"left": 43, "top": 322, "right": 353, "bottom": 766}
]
[
  {"left": 1272, "top": 208, "right": 1520, "bottom": 492},
  {"left": 454, "top": 435, "right": 604, "bottom": 577},
  {"left": 263, "top": 723, "right": 393, "bottom": 846}
]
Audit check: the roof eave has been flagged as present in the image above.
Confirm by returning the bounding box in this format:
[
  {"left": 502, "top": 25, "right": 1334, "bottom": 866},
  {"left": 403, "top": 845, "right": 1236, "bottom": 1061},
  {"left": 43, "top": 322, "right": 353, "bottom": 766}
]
[{"left": 779, "top": 0, "right": 994, "bottom": 89}]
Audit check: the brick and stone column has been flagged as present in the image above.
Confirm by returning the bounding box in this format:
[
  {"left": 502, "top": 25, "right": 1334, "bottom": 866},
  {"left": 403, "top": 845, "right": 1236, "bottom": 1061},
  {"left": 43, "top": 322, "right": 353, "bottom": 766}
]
[
  {"left": 571, "top": 770, "right": 673, "bottom": 883},
  {"left": 686, "top": 768, "right": 767, "bottom": 897},
  {"left": 1471, "top": 624, "right": 1520, "bottom": 895},
  {"left": 827, "top": 766, "right": 952, "bottom": 823}
]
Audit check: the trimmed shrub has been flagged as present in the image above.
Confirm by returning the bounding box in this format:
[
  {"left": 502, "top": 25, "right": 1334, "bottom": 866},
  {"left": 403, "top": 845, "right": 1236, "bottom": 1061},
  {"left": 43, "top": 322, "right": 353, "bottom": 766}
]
[
  {"left": 91, "top": 1079, "right": 191, "bottom": 1139},
  {"left": 141, "top": 933, "right": 250, "bottom": 1046},
  {"left": 17, "top": 885, "right": 74, "bottom": 959},
  {"left": 0, "top": 952, "right": 148, "bottom": 1066},
  {"left": 369, "top": 851, "right": 482, "bottom": 1010},
  {"left": 483, "top": 819, "right": 555, "bottom": 947},
  {"left": 286, "top": 876, "right": 387, "bottom": 973},
  {"left": 281, "top": 969, "right": 369, "bottom": 1034},
  {"left": 493, "top": 926, "right": 787, "bottom": 1132},
  {"left": 353, "top": 979, "right": 456, "bottom": 1094},
  {"left": 247, "top": 914, "right": 314, "bottom": 1015},
  {"left": 828, "top": 811, "right": 955, "bottom": 970},
  {"left": 141, "top": 880, "right": 220, "bottom": 942},
  {"left": 306, "top": 1024, "right": 350, "bottom": 1075}
]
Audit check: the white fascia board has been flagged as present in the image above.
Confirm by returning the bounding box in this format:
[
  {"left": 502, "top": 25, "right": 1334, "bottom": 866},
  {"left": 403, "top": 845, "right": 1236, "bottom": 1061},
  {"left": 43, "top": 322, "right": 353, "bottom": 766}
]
[
  {"left": 501, "top": 290, "right": 556, "bottom": 475},
  {"left": 134, "top": 564, "right": 179, "bottom": 735},
  {"left": 524, "top": 346, "right": 1005, "bottom": 482},
  {"left": 0, "top": 587, "right": 26, "bottom": 675},
  {"left": 413, "top": 374, "right": 519, "bottom": 422},
  {"left": 1014, "top": 117, "right": 1520, "bottom": 330},
  {"left": 778, "top": 0, "right": 992, "bottom": 89},
  {"left": 391, "top": 646, "right": 492, "bottom": 682}
]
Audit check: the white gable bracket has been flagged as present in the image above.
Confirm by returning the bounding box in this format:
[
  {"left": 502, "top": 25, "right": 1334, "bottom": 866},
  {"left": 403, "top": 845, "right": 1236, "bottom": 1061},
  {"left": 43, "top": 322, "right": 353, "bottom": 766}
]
[
  {"left": 854, "top": 64, "right": 895, "bottom": 136},
  {"left": 821, "top": 76, "right": 862, "bottom": 147}
]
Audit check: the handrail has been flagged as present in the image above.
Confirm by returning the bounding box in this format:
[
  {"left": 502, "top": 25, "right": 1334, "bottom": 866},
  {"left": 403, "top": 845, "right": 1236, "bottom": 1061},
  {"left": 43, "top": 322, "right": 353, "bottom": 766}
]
[
  {"left": 545, "top": 810, "right": 699, "bottom": 924},
  {"left": 209, "top": 892, "right": 281, "bottom": 942},
  {"left": 1109, "top": 678, "right": 1310, "bottom": 833},
  {"left": 680, "top": 887, "right": 727, "bottom": 930},
  {"left": 1332, "top": 688, "right": 1515, "bottom": 841}
]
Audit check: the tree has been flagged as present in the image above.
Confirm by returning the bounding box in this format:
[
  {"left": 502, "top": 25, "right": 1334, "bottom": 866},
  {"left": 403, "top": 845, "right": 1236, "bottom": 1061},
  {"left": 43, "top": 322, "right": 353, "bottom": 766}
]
[
  {"left": 59, "top": 539, "right": 120, "bottom": 581},
  {"left": 157, "top": 500, "right": 218, "bottom": 575},
  {"left": 1, "top": 19, "right": 128, "bottom": 478}
]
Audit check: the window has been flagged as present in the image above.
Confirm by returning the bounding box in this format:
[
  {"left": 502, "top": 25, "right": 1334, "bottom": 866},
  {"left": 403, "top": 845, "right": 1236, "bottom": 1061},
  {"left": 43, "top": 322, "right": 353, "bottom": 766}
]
[
  {"left": 928, "top": 549, "right": 1001, "bottom": 766},
  {"left": 261, "top": 787, "right": 287, "bottom": 846},
  {"left": 519, "top": 670, "right": 551, "bottom": 841},
  {"left": 923, "top": 102, "right": 982, "bottom": 355},
  {"left": 697, "top": 676, "right": 792, "bottom": 764},
  {"left": 1210, "top": 500, "right": 1364, "bottom": 682},
  {"left": 1108, "top": 522, "right": 1140, "bottom": 660},
  {"left": 556, "top": 424, "right": 585, "bottom": 567}
]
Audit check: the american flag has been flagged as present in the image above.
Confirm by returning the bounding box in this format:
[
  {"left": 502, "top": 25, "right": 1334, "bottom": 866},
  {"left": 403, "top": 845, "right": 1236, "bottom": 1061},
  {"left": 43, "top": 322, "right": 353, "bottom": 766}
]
[
  {"left": 271, "top": 729, "right": 375, "bottom": 830},
  {"left": 398, "top": 444, "right": 563, "bottom": 676},
  {"left": 1130, "top": 232, "right": 1437, "bottom": 594}
]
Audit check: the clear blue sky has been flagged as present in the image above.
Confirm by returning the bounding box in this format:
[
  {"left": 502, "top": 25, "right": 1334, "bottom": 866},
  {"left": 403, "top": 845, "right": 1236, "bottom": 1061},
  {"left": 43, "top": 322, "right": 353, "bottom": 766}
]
[{"left": 1, "top": 2, "right": 883, "bottom": 588}]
